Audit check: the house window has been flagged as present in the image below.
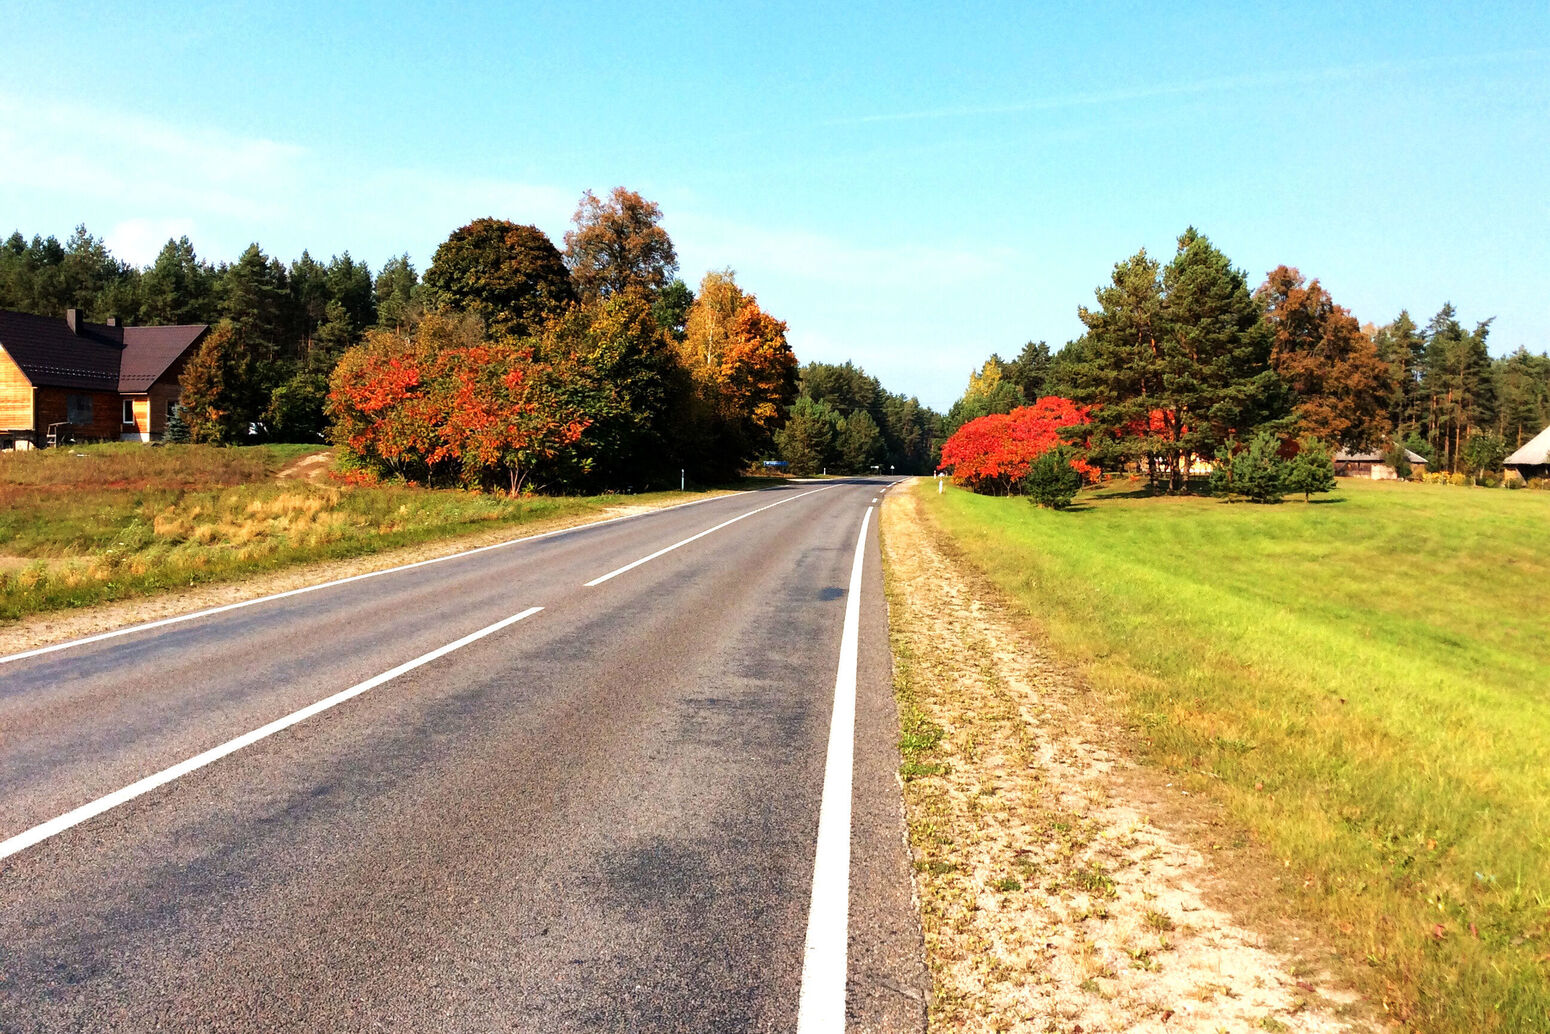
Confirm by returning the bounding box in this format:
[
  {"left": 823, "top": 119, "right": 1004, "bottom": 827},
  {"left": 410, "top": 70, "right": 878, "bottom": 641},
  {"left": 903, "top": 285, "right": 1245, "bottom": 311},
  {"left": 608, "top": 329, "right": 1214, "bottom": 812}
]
[
  {"left": 123, "top": 399, "right": 135, "bottom": 424},
  {"left": 67, "top": 395, "right": 93, "bottom": 424},
  {"left": 167, "top": 400, "right": 178, "bottom": 421}
]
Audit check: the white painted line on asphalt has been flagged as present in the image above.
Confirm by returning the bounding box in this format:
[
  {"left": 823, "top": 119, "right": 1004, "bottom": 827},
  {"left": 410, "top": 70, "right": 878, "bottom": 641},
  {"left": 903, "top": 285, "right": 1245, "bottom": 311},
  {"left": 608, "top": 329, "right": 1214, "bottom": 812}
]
[
  {"left": 0, "top": 489, "right": 754, "bottom": 666},
  {"left": 0, "top": 606, "right": 543, "bottom": 862},
  {"left": 795, "top": 504, "right": 872, "bottom": 1033},
  {"left": 583, "top": 486, "right": 834, "bottom": 587}
]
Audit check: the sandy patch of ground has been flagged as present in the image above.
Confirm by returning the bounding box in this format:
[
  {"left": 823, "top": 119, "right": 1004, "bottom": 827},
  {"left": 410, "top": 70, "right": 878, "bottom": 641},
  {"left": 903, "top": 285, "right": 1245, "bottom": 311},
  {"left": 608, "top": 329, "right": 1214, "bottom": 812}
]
[
  {"left": 274, "top": 451, "right": 333, "bottom": 481},
  {"left": 880, "top": 482, "right": 1375, "bottom": 1034},
  {"left": 0, "top": 490, "right": 740, "bottom": 658}
]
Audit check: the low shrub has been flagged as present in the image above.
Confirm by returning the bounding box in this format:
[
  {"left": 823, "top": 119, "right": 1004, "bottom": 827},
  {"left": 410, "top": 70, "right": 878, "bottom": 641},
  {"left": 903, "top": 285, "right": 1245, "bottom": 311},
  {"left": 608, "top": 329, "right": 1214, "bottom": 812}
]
[{"left": 1022, "top": 446, "right": 1084, "bottom": 509}]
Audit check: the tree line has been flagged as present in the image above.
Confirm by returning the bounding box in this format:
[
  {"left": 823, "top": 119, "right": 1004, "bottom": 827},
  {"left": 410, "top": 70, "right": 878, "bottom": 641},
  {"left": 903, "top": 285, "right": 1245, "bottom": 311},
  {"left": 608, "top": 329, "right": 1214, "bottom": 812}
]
[
  {"left": 2, "top": 190, "right": 943, "bottom": 490},
  {"left": 942, "top": 228, "right": 1550, "bottom": 492}
]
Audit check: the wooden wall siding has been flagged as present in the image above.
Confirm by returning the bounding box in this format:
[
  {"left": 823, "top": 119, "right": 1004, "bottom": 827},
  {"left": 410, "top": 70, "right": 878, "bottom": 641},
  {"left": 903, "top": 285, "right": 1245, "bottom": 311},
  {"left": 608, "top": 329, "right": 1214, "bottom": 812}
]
[
  {"left": 0, "top": 349, "right": 33, "bottom": 429},
  {"left": 148, "top": 381, "right": 181, "bottom": 436},
  {"left": 35, "top": 387, "right": 125, "bottom": 441},
  {"left": 129, "top": 397, "right": 151, "bottom": 437}
]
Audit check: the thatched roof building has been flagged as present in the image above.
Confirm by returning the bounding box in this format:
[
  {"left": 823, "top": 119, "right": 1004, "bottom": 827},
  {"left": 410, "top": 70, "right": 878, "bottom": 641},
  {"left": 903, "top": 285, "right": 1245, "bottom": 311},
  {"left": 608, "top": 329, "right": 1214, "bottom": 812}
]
[
  {"left": 1504, "top": 425, "right": 1550, "bottom": 480},
  {"left": 1333, "top": 447, "right": 1427, "bottom": 480}
]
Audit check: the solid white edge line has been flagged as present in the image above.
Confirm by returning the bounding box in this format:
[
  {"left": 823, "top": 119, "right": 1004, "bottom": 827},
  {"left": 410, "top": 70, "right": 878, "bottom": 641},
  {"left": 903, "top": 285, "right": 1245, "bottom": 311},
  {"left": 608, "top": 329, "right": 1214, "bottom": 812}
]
[
  {"left": 795, "top": 505, "right": 872, "bottom": 1033},
  {"left": 0, "top": 606, "right": 543, "bottom": 862},
  {"left": 583, "top": 486, "right": 835, "bottom": 587},
  {"left": 0, "top": 488, "right": 754, "bottom": 666}
]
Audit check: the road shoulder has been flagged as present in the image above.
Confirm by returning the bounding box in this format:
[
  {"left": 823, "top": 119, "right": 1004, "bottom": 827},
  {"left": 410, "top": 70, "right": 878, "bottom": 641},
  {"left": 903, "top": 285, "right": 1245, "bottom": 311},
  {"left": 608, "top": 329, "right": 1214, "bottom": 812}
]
[{"left": 879, "top": 480, "right": 1374, "bottom": 1033}]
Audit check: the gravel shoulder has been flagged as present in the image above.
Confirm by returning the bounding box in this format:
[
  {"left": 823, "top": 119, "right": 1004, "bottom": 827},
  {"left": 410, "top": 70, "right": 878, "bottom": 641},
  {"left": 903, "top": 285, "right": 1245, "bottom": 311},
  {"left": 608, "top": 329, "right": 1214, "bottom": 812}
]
[{"left": 880, "top": 480, "right": 1377, "bottom": 1033}]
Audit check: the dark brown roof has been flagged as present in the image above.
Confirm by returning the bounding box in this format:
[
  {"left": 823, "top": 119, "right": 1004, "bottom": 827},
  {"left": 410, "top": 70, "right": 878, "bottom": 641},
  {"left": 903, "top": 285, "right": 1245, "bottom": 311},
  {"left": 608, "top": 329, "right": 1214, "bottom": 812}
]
[
  {"left": 119, "top": 324, "right": 206, "bottom": 391},
  {"left": 0, "top": 310, "right": 206, "bottom": 392}
]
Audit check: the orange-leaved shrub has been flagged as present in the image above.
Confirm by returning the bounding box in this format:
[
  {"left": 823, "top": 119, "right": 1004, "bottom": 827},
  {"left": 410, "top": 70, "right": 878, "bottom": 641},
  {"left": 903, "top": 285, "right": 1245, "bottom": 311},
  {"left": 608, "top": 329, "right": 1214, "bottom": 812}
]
[{"left": 939, "top": 396, "right": 1096, "bottom": 495}]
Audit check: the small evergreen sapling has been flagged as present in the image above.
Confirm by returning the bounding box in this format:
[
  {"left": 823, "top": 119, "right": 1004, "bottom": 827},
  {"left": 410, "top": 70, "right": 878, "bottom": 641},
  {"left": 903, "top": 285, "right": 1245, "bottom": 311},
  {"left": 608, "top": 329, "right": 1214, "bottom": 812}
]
[
  {"left": 1285, "top": 436, "right": 1337, "bottom": 501},
  {"left": 163, "top": 405, "right": 190, "bottom": 444},
  {"left": 1022, "top": 446, "right": 1084, "bottom": 509},
  {"left": 1227, "top": 431, "right": 1285, "bottom": 503}
]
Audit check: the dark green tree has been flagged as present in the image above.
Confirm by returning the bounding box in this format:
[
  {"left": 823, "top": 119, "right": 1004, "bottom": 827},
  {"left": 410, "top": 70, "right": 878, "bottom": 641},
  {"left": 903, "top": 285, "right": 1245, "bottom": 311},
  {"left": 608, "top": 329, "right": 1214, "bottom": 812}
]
[
  {"left": 219, "top": 244, "right": 293, "bottom": 363},
  {"left": 325, "top": 252, "right": 376, "bottom": 334},
  {"left": 775, "top": 396, "right": 842, "bottom": 475},
  {"left": 1283, "top": 436, "right": 1337, "bottom": 501},
  {"left": 1222, "top": 431, "right": 1285, "bottom": 503},
  {"left": 289, "top": 250, "right": 330, "bottom": 352},
  {"left": 837, "top": 409, "right": 884, "bottom": 473},
  {"left": 1158, "top": 228, "right": 1285, "bottom": 482},
  {"left": 1421, "top": 305, "right": 1496, "bottom": 471},
  {"left": 652, "top": 277, "right": 694, "bottom": 340},
  {"left": 1373, "top": 311, "right": 1426, "bottom": 440},
  {"left": 139, "top": 236, "right": 216, "bottom": 325},
  {"left": 1004, "top": 340, "right": 1052, "bottom": 400},
  {"left": 374, "top": 254, "right": 421, "bottom": 331},
  {"left": 424, "top": 219, "right": 575, "bottom": 337},
  {"left": 264, "top": 370, "right": 330, "bottom": 441},
  {"left": 1022, "top": 446, "right": 1083, "bottom": 509},
  {"left": 1493, "top": 347, "right": 1550, "bottom": 447}
]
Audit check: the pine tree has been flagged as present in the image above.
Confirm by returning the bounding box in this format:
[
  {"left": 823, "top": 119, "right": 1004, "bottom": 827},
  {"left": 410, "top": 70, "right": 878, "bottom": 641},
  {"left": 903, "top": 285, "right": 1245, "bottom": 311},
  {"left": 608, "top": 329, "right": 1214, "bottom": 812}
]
[{"left": 1073, "top": 230, "right": 1284, "bottom": 491}]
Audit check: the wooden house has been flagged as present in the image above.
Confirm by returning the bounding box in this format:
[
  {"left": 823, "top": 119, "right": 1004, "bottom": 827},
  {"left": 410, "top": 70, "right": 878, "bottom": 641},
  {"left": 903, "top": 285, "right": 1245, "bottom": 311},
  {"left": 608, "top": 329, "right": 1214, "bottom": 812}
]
[
  {"left": 0, "top": 309, "right": 208, "bottom": 448},
  {"left": 1504, "top": 425, "right": 1550, "bottom": 481}
]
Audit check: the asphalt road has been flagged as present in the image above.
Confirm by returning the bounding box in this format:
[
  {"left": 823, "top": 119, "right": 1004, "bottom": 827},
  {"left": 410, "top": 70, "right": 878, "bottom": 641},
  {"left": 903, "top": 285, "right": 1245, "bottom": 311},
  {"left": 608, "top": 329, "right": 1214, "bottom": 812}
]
[{"left": 0, "top": 478, "right": 928, "bottom": 1033}]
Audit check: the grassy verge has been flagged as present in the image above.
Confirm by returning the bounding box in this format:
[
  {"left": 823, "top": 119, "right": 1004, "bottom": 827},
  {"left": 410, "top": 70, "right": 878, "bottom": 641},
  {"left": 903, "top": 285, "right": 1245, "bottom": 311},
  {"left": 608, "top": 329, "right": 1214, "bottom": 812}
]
[
  {"left": 0, "top": 443, "right": 733, "bottom": 622},
  {"left": 919, "top": 476, "right": 1550, "bottom": 1032}
]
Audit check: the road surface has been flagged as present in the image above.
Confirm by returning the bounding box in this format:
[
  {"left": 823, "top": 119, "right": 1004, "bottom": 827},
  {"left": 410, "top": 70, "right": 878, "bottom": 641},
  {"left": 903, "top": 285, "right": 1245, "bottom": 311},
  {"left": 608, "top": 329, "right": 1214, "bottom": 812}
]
[{"left": 0, "top": 478, "right": 928, "bottom": 1032}]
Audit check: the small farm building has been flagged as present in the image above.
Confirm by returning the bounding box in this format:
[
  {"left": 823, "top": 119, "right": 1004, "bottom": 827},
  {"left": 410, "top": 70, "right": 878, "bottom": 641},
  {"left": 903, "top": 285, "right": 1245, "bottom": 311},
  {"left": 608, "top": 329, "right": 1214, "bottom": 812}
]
[
  {"left": 1504, "top": 425, "right": 1550, "bottom": 481},
  {"left": 1333, "top": 447, "right": 1428, "bottom": 480},
  {"left": 0, "top": 308, "right": 208, "bottom": 449}
]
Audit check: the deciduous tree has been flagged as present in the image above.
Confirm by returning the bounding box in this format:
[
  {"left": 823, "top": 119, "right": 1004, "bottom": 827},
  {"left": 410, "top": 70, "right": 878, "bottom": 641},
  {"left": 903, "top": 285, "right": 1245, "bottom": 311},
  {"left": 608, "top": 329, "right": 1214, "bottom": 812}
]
[
  {"left": 939, "top": 397, "right": 1094, "bottom": 495},
  {"left": 423, "top": 219, "right": 575, "bottom": 337},
  {"left": 1258, "top": 266, "right": 1391, "bottom": 449},
  {"left": 563, "top": 187, "right": 678, "bottom": 304}
]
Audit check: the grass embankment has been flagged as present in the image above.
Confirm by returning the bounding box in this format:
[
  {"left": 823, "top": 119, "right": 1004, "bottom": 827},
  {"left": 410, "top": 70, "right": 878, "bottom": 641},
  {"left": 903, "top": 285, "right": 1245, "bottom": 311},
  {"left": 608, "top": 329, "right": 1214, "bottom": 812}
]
[
  {"left": 0, "top": 443, "right": 716, "bottom": 622},
  {"left": 920, "top": 477, "right": 1550, "bottom": 1032}
]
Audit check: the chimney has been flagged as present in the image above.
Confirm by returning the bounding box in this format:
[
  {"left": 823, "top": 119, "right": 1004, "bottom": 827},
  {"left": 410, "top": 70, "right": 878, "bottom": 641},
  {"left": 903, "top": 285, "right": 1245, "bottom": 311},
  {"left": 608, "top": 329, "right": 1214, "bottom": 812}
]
[
  {"left": 65, "top": 308, "right": 82, "bottom": 334},
  {"left": 106, "top": 316, "right": 119, "bottom": 327}
]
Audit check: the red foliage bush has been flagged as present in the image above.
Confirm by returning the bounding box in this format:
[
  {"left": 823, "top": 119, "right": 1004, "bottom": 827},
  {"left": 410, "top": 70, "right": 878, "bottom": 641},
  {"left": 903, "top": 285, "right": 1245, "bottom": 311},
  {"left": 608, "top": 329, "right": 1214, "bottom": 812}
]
[
  {"left": 939, "top": 397, "right": 1095, "bottom": 495},
  {"left": 328, "top": 314, "right": 590, "bottom": 493}
]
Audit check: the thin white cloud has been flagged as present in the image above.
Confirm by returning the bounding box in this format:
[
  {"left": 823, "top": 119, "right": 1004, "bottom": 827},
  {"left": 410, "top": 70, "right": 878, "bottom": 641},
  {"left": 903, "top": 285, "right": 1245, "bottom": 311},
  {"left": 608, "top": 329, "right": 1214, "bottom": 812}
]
[
  {"left": 106, "top": 217, "right": 199, "bottom": 266},
  {"left": 0, "top": 94, "right": 306, "bottom": 222},
  {"left": 829, "top": 47, "right": 1550, "bottom": 126}
]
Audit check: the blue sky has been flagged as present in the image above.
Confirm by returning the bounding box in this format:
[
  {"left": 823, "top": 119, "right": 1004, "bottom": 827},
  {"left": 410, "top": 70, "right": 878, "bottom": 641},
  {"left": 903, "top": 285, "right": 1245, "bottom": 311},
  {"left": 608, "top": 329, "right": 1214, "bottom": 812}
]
[{"left": 2, "top": 2, "right": 1546, "bottom": 410}]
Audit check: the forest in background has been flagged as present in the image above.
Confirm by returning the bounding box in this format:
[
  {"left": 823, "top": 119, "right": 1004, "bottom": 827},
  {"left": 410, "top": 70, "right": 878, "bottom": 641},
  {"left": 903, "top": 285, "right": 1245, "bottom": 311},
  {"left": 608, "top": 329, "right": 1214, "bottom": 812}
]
[{"left": 6, "top": 218, "right": 1547, "bottom": 494}]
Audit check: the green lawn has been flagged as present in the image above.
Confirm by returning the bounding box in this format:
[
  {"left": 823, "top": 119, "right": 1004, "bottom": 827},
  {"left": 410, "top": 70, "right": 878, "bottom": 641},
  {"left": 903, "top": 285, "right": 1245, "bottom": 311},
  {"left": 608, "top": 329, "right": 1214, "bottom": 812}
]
[
  {"left": 921, "top": 476, "right": 1550, "bottom": 1033},
  {"left": 0, "top": 443, "right": 722, "bottom": 621}
]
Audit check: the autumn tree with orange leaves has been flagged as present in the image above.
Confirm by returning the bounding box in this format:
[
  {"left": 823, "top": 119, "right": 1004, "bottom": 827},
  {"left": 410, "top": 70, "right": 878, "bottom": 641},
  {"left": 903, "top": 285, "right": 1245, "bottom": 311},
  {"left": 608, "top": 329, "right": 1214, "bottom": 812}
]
[
  {"left": 675, "top": 270, "right": 798, "bottom": 472},
  {"left": 563, "top": 187, "right": 678, "bottom": 304},
  {"left": 1258, "top": 265, "right": 1391, "bottom": 449}
]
